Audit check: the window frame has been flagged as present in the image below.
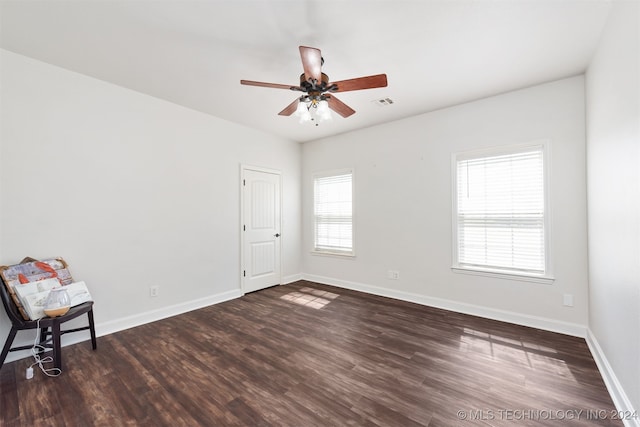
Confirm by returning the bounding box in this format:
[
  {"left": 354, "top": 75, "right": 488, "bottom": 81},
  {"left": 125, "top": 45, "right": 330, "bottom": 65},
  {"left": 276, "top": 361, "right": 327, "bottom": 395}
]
[
  {"left": 311, "top": 168, "right": 355, "bottom": 257},
  {"left": 451, "top": 141, "right": 554, "bottom": 284}
]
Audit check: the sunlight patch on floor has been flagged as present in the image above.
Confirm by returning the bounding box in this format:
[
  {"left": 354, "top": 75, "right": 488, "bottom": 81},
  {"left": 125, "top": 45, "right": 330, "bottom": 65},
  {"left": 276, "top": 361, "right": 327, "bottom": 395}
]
[
  {"left": 280, "top": 287, "right": 340, "bottom": 309},
  {"left": 459, "top": 327, "right": 575, "bottom": 381}
]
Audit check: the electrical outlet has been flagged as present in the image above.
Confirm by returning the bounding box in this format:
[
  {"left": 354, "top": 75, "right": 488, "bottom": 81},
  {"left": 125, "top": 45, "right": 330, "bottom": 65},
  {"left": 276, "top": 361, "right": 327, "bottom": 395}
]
[
  {"left": 387, "top": 270, "right": 400, "bottom": 280},
  {"left": 563, "top": 294, "right": 573, "bottom": 307},
  {"left": 149, "top": 286, "right": 159, "bottom": 297}
]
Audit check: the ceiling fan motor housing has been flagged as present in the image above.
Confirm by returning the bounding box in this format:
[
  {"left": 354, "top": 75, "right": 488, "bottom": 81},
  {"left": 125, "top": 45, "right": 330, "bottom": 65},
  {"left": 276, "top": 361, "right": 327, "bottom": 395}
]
[{"left": 299, "top": 72, "right": 336, "bottom": 93}]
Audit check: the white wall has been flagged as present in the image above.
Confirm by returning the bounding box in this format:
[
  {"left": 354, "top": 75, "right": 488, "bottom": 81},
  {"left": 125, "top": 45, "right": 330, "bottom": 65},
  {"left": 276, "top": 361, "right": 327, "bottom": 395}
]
[
  {"left": 302, "top": 76, "right": 588, "bottom": 335},
  {"left": 0, "top": 50, "right": 301, "bottom": 359},
  {"left": 586, "top": 0, "right": 640, "bottom": 419}
]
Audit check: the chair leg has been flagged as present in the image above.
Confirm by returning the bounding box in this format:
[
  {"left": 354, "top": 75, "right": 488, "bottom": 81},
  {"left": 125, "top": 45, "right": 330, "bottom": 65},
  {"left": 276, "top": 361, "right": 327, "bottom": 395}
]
[
  {"left": 0, "top": 327, "right": 18, "bottom": 368},
  {"left": 88, "top": 309, "right": 97, "bottom": 350},
  {"left": 39, "top": 327, "right": 49, "bottom": 351},
  {"left": 51, "top": 323, "right": 62, "bottom": 370}
]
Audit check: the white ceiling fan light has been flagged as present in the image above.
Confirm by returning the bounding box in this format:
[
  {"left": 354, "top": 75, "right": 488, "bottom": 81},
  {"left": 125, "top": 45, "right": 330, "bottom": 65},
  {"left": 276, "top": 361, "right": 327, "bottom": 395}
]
[
  {"left": 296, "top": 99, "right": 312, "bottom": 123},
  {"left": 316, "top": 99, "right": 332, "bottom": 122}
]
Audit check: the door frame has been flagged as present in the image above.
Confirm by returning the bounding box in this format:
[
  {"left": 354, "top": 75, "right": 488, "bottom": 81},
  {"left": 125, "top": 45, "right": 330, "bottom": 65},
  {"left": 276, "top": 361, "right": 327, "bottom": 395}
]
[{"left": 240, "top": 164, "right": 283, "bottom": 295}]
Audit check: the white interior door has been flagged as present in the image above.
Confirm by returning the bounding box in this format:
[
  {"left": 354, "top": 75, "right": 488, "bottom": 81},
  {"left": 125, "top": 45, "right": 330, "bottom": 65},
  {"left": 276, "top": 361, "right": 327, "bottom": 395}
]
[{"left": 242, "top": 167, "right": 281, "bottom": 293}]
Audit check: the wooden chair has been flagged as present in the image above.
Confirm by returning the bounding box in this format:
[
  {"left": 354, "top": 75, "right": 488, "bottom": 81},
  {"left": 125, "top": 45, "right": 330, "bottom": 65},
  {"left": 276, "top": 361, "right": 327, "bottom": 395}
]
[{"left": 0, "top": 279, "right": 97, "bottom": 371}]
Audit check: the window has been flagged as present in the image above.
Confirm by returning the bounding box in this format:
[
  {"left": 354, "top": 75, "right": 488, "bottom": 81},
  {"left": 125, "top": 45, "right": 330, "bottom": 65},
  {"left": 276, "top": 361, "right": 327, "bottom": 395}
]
[
  {"left": 452, "top": 143, "right": 551, "bottom": 281},
  {"left": 313, "top": 170, "right": 353, "bottom": 256}
]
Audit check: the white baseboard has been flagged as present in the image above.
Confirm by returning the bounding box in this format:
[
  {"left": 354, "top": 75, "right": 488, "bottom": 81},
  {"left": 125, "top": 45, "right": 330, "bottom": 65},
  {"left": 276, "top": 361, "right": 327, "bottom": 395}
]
[
  {"left": 96, "top": 288, "right": 242, "bottom": 337},
  {"left": 4, "top": 288, "right": 242, "bottom": 364},
  {"left": 300, "top": 273, "right": 587, "bottom": 337},
  {"left": 282, "top": 273, "right": 303, "bottom": 284},
  {"left": 586, "top": 330, "right": 640, "bottom": 427}
]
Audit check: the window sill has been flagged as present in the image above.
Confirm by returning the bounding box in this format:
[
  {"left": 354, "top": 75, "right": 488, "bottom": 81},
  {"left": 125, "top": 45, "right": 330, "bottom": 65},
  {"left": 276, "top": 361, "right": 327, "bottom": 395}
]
[
  {"left": 311, "top": 250, "right": 355, "bottom": 259},
  {"left": 451, "top": 266, "right": 554, "bottom": 285}
]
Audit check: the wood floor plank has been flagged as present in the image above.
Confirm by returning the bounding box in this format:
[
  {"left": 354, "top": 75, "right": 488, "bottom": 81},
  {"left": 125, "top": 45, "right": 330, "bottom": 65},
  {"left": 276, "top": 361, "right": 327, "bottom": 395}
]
[{"left": 0, "top": 280, "right": 624, "bottom": 426}]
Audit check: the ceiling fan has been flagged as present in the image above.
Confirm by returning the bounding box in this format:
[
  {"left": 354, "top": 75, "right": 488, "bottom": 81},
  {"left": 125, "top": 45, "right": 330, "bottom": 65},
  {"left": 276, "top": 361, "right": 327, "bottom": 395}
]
[{"left": 241, "top": 46, "right": 388, "bottom": 123}]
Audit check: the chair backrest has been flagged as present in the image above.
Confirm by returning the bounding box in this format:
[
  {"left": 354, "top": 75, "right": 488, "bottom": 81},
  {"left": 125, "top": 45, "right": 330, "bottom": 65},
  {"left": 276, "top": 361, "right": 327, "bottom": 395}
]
[{"left": 0, "top": 277, "right": 25, "bottom": 326}]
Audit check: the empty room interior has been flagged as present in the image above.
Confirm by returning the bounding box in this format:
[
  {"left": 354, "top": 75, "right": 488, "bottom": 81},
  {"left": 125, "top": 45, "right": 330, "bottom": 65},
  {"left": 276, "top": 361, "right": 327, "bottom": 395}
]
[{"left": 0, "top": 0, "right": 638, "bottom": 426}]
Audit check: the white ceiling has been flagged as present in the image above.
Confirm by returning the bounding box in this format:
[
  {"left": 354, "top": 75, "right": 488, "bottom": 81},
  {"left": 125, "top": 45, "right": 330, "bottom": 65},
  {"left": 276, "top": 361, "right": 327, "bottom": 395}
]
[{"left": 0, "top": 0, "right": 611, "bottom": 143}]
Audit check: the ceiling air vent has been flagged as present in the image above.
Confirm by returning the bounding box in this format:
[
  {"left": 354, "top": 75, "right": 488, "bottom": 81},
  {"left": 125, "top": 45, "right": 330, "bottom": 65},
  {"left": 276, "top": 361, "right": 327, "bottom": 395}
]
[{"left": 373, "top": 97, "right": 394, "bottom": 107}]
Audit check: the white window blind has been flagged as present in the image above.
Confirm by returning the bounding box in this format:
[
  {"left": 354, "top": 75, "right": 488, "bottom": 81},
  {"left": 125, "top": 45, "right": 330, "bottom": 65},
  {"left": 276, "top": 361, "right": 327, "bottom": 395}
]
[
  {"left": 314, "top": 171, "right": 353, "bottom": 255},
  {"left": 455, "top": 145, "right": 546, "bottom": 275}
]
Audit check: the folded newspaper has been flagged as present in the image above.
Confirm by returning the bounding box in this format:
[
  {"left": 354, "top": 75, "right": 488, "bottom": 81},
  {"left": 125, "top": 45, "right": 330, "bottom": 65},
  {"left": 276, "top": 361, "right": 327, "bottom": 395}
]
[{"left": 12, "top": 278, "right": 93, "bottom": 320}]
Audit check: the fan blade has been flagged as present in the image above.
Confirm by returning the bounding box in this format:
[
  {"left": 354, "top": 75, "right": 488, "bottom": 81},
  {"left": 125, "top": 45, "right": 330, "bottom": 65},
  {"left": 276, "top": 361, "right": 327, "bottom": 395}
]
[
  {"left": 241, "top": 80, "right": 296, "bottom": 90},
  {"left": 326, "top": 95, "right": 355, "bottom": 118},
  {"left": 330, "top": 74, "right": 388, "bottom": 92},
  {"left": 278, "top": 98, "right": 300, "bottom": 116},
  {"left": 299, "top": 46, "right": 322, "bottom": 84}
]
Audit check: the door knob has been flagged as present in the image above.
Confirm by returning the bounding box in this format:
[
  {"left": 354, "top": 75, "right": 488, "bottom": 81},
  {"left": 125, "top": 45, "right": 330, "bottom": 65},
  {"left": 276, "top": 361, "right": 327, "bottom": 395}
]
[{"left": 274, "top": 233, "right": 281, "bottom": 237}]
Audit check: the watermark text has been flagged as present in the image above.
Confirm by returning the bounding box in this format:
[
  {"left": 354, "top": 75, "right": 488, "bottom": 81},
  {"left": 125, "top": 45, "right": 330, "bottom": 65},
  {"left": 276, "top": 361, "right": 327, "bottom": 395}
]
[{"left": 456, "top": 409, "right": 638, "bottom": 422}]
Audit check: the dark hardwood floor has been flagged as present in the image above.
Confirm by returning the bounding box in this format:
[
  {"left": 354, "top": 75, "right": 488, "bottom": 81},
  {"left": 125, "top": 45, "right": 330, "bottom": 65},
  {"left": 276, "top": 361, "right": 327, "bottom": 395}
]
[{"left": 0, "top": 281, "right": 622, "bottom": 426}]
